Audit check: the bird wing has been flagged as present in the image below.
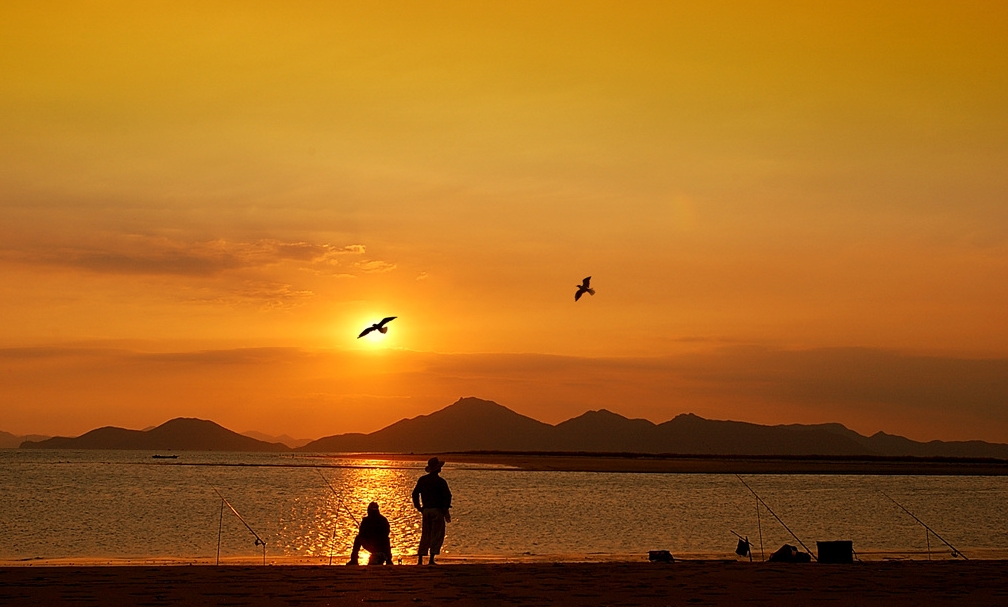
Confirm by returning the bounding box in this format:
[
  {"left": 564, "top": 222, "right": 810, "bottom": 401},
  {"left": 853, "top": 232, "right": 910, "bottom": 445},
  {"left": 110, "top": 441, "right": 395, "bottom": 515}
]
[
  {"left": 377, "top": 316, "right": 397, "bottom": 327},
  {"left": 358, "top": 326, "right": 374, "bottom": 338},
  {"left": 581, "top": 276, "right": 591, "bottom": 288},
  {"left": 575, "top": 289, "right": 583, "bottom": 301}
]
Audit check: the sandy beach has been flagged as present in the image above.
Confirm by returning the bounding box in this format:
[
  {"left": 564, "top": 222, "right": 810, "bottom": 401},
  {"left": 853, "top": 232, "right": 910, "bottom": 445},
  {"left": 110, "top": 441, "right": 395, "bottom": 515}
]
[{"left": 2, "top": 561, "right": 1006, "bottom": 606}]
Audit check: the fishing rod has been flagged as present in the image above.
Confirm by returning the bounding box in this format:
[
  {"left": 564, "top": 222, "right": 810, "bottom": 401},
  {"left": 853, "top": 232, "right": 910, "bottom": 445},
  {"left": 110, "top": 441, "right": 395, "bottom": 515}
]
[
  {"left": 315, "top": 467, "right": 359, "bottom": 526},
  {"left": 208, "top": 483, "right": 267, "bottom": 565},
  {"left": 877, "top": 489, "right": 968, "bottom": 560},
  {"left": 316, "top": 465, "right": 360, "bottom": 564},
  {"left": 736, "top": 474, "right": 817, "bottom": 561}
]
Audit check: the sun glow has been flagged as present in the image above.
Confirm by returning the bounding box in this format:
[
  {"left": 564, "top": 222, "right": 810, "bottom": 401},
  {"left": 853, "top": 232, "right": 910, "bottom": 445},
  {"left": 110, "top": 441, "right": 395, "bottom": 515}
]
[
  {"left": 360, "top": 331, "right": 388, "bottom": 347},
  {"left": 353, "top": 314, "right": 398, "bottom": 349},
  {"left": 3, "top": 2, "right": 1007, "bottom": 443}
]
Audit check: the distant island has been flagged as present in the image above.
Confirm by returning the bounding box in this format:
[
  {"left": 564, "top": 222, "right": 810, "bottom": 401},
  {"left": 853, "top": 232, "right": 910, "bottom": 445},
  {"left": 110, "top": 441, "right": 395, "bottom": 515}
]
[
  {"left": 19, "top": 418, "right": 287, "bottom": 452},
  {"left": 15, "top": 397, "right": 1008, "bottom": 459}
]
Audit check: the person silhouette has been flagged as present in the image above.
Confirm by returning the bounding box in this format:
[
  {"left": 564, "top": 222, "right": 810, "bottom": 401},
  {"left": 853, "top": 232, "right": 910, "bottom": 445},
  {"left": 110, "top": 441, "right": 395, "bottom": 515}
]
[
  {"left": 412, "top": 457, "right": 452, "bottom": 564},
  {"left": 348, "top": 502, "right": 393, "bottom": 565}
]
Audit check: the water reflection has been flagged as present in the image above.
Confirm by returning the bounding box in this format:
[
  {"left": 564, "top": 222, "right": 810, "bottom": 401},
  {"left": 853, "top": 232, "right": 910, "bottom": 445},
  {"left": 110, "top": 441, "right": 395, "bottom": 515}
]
[
  {"left": 189, "top": 458, "right": 438, "bottom": 563},
  {"left": 3, "top": 451, "right": 1008, "bottom": 562},
  {"left": 308, "top": 464, "right": 420, "bottom": 562}
]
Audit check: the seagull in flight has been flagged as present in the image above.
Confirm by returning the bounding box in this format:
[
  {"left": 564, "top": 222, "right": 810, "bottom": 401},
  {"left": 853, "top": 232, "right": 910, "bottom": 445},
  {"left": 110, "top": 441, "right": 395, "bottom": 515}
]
[
  {"left": 358, "top": 316, "right": 397, "bottom": 338},
  {"left": 574, "top": 276, "right": 595, "bottom": 302}
]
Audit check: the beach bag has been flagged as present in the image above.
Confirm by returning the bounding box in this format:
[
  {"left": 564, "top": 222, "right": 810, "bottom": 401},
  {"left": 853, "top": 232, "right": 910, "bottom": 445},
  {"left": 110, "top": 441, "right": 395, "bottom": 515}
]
[{"left": 768, "top": 544, "right": 811, "bottom": 563}]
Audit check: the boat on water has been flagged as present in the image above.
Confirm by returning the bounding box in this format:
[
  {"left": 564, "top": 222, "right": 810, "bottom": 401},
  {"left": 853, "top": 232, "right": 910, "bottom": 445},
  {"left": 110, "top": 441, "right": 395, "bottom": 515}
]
[{"left": 151, "top": 454, "right": 178, "bottom": 459}]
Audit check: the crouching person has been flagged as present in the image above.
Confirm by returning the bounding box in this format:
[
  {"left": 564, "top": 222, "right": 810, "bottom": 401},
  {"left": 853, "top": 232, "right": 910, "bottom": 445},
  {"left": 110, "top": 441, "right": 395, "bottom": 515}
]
[{"left": 348, "top": 502, "right": 393, "bottom": 565}]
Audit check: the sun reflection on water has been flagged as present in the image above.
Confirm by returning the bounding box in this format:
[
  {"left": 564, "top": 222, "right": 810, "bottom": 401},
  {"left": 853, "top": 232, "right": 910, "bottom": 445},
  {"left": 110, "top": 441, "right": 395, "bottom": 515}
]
[
  {"left": 6, "top": 451, "right": 1008, "bottom": 563},
  {"left": 300, "top": 461, "right": 422, "bottom": 562}
]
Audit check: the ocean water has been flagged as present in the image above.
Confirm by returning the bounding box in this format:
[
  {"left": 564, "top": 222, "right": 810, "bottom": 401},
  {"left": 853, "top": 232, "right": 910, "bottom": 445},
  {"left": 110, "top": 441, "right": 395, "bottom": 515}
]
[{"left": 2, "top": 450, "right": 1007, "bottom": 563}]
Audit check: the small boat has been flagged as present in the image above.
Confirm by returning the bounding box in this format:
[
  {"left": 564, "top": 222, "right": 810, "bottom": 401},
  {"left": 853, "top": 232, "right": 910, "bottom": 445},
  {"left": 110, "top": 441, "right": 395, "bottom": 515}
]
[{"left": 151, "top": 454, "right": 178, "bottom": 459}]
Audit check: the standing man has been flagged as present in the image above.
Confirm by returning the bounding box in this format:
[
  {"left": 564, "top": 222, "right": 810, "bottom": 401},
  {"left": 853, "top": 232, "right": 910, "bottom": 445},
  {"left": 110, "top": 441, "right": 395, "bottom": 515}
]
[{"left": 412, "top": 457, "right": 452, "bottom": 564}]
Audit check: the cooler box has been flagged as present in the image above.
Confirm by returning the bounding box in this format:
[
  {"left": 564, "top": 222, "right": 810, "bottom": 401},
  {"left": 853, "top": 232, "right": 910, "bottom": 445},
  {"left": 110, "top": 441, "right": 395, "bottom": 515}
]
[{"left": 817, "top": 540, "right": 853, "bottom": 563}]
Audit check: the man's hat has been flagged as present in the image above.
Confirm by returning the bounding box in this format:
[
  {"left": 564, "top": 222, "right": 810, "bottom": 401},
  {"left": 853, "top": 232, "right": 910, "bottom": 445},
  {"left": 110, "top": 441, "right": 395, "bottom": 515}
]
[
  {"left": 425, "top": 457, "right": 444, "bottom": 472},
  {"left": 367, "top": 501, "right": 379, "bottom": 513}
]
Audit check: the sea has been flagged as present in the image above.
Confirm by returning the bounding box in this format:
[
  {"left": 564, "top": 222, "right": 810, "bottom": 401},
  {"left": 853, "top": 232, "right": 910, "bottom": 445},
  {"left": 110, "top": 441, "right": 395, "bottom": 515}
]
[{"left": 2, "top": 450, "right": 1007, "bottom": 564}]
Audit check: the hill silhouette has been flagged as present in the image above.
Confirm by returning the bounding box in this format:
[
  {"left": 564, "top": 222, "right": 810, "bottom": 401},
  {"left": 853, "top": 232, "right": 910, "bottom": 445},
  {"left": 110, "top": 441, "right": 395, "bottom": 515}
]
[
  {"left": 15, "top": 398, "right": 1008, "bottom": 457},
  {"left": 20, "top": 418, "right": 287, "bottom": 452},
  {"left": 0, "top": 430, "right": 50, "bottom": 449},
  {"left": 301, "top": 397, "right": 555, "bottom": 452},
  {"left": 299, "top": 397, "right": 1008, "bottom": 458},
  {"left": 241, "top": 430, "right": 313, "bottom": 449}
]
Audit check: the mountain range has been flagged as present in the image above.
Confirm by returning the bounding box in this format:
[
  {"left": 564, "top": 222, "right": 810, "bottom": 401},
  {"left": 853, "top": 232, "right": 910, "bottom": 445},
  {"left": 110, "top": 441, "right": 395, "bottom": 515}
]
[
  {"left": 14, "top": 397, "right": 1008, "bottom": 458},
  {"left": 19, "top": 418, "right": 287, "bottom": 451},
  {"left": 241, "top": 430, "right": 313, "bottom": 449},
  {"left": 0, "top": 431, "right": 50, "bottom": 449},
  {"left": 298, "top": 397, "right": 1008, "bottom": 458}
]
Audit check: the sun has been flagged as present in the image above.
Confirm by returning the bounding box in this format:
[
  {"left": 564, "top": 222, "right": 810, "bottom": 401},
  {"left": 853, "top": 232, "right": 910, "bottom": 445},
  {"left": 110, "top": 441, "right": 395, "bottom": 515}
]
[{"left": 362, "top": 330, "right": 387, "bottom": 343}]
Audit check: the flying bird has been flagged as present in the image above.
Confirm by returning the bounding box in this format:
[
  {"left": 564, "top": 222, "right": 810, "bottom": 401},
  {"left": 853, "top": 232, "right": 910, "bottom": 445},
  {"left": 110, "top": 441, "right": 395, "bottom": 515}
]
[
  {"left": 358, "top": 316, "right": 397, "bottom": 338},
  {"left": 574, "top": 276, "right": 595, "bottom": 301}
]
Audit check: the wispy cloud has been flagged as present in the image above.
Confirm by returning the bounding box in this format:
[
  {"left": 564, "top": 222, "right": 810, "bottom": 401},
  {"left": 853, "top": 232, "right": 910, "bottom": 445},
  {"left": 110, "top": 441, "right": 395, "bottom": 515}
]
[
  {"left": 354, "top": 259, "right": 397, "bottom": 273},
  {"left": 0, "top": 236, "right": 368, "bottom": 276},
  {"left": 181, "top": 281, "right": 316, "bottom": 310}
]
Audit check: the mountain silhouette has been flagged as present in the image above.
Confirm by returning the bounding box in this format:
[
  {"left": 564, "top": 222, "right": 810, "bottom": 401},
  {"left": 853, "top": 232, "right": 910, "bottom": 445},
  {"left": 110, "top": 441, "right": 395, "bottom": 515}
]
[
  {"left": 302, "top": 397, "right": 555, "bottom": 452},
  {"left": 15, "top": 398, "right": 1008, "bottom": 457},
  {"left": 299, "top": 397, "right": 1008, "bottom": 458},
  {"left": 0, "top": 430, "right": 50, "bottom": 449},
  {"left": 241, "top": 430, "right": 313, "bottom": 449},
  {"left": 552, "top": 409, "right": 665, "bottom": 452},
  {"left": 20, "top": 418, "right": 287, "bottom": 452}
]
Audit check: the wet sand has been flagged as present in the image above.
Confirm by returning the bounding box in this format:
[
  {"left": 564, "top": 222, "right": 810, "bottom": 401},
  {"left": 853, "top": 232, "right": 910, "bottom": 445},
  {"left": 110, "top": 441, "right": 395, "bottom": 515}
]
[{"left": 2, "top": 561, "right": 1006, "bottom": 606}]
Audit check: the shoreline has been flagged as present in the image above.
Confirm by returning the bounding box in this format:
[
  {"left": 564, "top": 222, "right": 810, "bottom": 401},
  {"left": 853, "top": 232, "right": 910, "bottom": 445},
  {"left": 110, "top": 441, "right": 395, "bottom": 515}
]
[
  {"left": 2, "top": 561, "right": 1006, "bottom": 606},
  {"left": 11, "top": 448, "right": 1008, "bottom": 475},
  {"left": 3, "top": 547, "right": 1001, "bottom": 567},
  {"left": 304, "top": 452, "right": 1008, "bottom": 475}
]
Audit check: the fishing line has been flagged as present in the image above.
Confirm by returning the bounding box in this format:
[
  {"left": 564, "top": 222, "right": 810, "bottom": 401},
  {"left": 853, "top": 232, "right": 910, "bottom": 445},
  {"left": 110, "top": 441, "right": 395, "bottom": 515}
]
[
  {"left": 316, "top": 466, "right": 410, "bottom": 565},
  {"left": 877, "top": 488, "right": 967, "bottom": 560},
  {"left": 315, "top": 467, "right": 358, "bottom": 525},
  {"left": 736, "top": 474, "right": 817, "bottom": 561},
  {"left": 315, "top": 467, "right": 359, "bottom": 565},
  {"left": 206, "top": 479, "right": 267, "bottom": 565}
]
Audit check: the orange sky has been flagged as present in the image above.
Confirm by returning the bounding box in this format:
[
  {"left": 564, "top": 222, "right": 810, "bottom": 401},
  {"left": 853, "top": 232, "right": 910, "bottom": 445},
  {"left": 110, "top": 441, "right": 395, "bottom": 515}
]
[{"left": 2, "top": 2, "right": 1007, "bottom": 442}]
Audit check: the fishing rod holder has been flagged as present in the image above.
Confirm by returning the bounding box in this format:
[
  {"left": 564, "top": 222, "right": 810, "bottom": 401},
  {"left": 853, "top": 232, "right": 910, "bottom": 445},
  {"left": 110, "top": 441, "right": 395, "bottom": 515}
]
[{"left": 209, "top": 482, "right": 269, "bottom": 566}]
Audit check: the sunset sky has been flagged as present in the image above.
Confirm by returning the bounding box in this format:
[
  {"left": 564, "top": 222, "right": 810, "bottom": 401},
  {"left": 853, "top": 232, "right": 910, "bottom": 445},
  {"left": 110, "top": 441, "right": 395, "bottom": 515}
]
[{"left": 2, "top": 2, "right": 1007, "bottom": 442}]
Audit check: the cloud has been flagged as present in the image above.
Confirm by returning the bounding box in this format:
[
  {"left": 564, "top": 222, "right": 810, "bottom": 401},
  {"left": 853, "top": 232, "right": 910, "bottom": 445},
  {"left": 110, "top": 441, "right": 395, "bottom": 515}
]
[
  {"left": 5, "top": 345, "right": 1006, "bottom": 441},
  {"left": 181, "top": 282, "right": 316, "bottom": 310},
  {"left": 354, "top": 259, "right": 397, "bottom": 273},
  {"left": 0, "top": 236, "right": 368, "bottom": 277}
]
